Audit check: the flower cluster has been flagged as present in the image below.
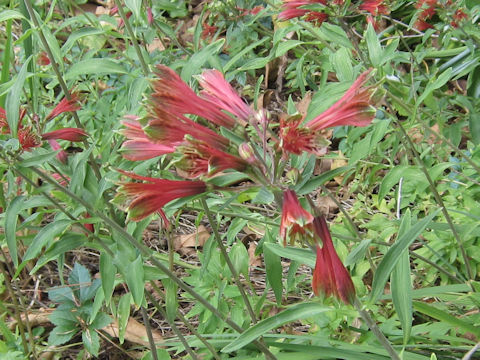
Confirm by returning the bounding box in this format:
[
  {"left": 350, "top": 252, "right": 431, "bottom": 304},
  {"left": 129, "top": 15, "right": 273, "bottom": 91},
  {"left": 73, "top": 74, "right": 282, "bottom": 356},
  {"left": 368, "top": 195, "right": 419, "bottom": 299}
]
[
  {"left": 117, "top": 65, "right": 379, "bottom": 299},
  {"left": 0, "top": 94, "right": 86, "bottom": 155}
]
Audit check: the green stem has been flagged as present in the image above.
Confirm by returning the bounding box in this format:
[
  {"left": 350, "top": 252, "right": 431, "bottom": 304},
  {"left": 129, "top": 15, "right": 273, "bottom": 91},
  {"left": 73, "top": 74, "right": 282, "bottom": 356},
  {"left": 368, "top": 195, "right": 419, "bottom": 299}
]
[{"left": 141, "top": 306, "right": 160, "bottom": 360}]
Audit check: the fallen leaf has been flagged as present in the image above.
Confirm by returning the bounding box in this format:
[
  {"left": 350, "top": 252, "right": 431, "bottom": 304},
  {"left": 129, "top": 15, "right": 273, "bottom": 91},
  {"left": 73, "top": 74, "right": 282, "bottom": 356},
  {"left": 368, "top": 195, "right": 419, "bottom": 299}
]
[
  {"left": 248, "top": 242, "right": 262, "bottom": 268},
  {"left": 147, "top": 39, "right": 165, "bottom": 53},
  {"left": 173, "top": 225, "right": 210, "bottom": 251},
  {"left": 103, "top": 317, "right": 163, "bottom": 347}
]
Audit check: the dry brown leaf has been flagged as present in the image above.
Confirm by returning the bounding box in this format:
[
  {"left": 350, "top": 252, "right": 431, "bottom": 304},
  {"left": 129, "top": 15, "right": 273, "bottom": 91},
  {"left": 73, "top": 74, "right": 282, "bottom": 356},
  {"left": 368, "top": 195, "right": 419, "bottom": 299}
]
[
  {"left": 147, "top": 39, "right": 165, "bottom": 53},
  {"left": 316, "top": 196, "right": 339, "bottom": 216},
  {"left": 248, "top": 242, "right": 262, "bottom": 268},
  {"left": 103, "top": 317, "right": 163, "bottom": 347},
  {"left": 295, "top": 91, "right": 312, "bottom": 117},
  {"left": 173, "top": 225, "right": 210, "bottom": 251},
  {"left": 8, "top": 308, "right": 53, "bottom": 330},
  {"left": 331, "top": 155, "right": 348, "bottom": 185}
]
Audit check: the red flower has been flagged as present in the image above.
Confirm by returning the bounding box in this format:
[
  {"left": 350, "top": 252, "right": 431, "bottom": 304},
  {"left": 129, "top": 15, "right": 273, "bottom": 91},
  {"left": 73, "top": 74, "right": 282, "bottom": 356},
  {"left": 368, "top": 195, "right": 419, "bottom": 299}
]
[
  {"left": 18, "top": 127, "right": 41, "bottom": 151},
  {"left": 147, "top": 7, "right": 154, "bottom": 25},
  {"left": 0, "top": 107, "right": 8, "bottom": 133},
  {"left": 198, "top": 69, "right": 253, "bottom": 122},
  {"left": 280, "top": 190, "right": 314, "bottom": 246},
  {"left": 46, "top": 94, "right": 81, "bottom": 121},
  {"left": 176, "top": 139, "right": 248, "bottom": 179},
  {"left": 150, "top": 65, "right": 236, "bottom": 129},
  {"left": 278, "top": 0, "right": 328, "bottom": 23},
  {"left": 201, "top": 23, "right": 218, "bottom": 39},
  {"left": 279, "top": 69, "right": 379, "bottom": 155},
  {"left": 37, "top": 52, "right": 51, "bottom": 66},
  {"left": 451, "top": 8, "right": 467, "bottom": 27},
  {"left": 116, "top": 170, "right": 207, "bottom": 222},
  {"left": 41, "top": 128, "right": 88, "bottom": 142},
  {"left": 359, "top": 0, "right": 389, "bottom": 16},
  {"left": 414, "top": 19, "right": 434, "bottom": 31},
  {"left": 48, "top": 139, "right": 68, "bottom": 164},
  {"left": 120, "top": 118, "right": 175, "bottom": 161},
  {"left": 312, "top": 216, "right": 355, "bottom": 304}
]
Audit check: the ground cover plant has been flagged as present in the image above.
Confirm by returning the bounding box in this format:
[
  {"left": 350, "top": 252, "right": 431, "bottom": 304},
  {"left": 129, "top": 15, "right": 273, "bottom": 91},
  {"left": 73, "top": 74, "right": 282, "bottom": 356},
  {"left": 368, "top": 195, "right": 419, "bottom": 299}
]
[{"left": 0, "top": 0, "right": 479, "bottom": 359}]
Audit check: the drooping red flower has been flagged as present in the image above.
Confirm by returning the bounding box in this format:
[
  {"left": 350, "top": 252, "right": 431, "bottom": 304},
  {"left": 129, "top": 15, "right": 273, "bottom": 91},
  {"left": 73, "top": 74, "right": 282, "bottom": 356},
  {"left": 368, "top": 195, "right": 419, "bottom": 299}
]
[
  {"left": 279, "top": 69, "right": 379, "bottom": 155},
  {"left": 116, "top": 170, "right": 207, "bottom": 222},
  {"left": 451, "top": 8, "right": 467, "bottom": 28},
  {"left": 311, "top": 216, "right": 355, "bottom": 304},
  {"left": 280, "top": 190, "right": 314, "bottom": 246},
  {"left": 41, "top": 128, "right": 88, "bottom": 142},
  {"left": 120, "top": 118, "right": 175, "bottom": 161},
  {"left": 147, "top": 7, "right": 154, "bottom": 25},
  {"left": 48, "top": 139, "right": 68, "bottom": 164},
  {"left": 359, "top": 0, "right": 389, "bottom": 16},
  {"left": 46, "top": 94, "right": 81, "bottom": 121},
  {"left": 37, "top": 52, "right": 51, "bottom": 66},
  {"left": 414, "top": 19, "right": 434, "bottom": 31}
]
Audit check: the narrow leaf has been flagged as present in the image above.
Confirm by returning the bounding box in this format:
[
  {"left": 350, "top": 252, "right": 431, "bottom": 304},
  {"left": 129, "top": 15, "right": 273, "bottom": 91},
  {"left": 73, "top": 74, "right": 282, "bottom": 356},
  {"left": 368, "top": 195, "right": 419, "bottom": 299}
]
[
  {"left": 23, "top": 219, "right": 73, "bottom": 261},
  {"left": 5, "top": 196, "right": 24, "bottom": 267}
]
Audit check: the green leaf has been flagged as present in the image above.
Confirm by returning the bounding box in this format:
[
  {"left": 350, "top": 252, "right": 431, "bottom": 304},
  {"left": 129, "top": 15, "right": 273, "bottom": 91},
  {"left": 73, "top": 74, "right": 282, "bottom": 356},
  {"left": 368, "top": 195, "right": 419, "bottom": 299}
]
[
  {"left": 237, "top": 57, "right": 272, "bottom": 72},
  {"left": 230, "top": 242, "right": 249, "bottom": 280},
  {"left": 365, "top": 23, "right": 382, "bottom": 67},
  {"left": 164, "top": 278, "right": 177, "bottom": 323},
  {"left": 221, "top": 303, "right": 329, "bottom": 353},
  {"left": 264, "top": 240, "right": 284, "bottom": 305},
  {"left": 297, "top": 166, "right": 352, "bottom": 195},
  {"left": 224, "top": 37, "right": 270, "bottom": 72},
  {"left": 5, "top": 196, "right": 24, "bottom": 267},
  {"left": 469, "top": 112, "right": 480, "bottom": 145},
  {"left": 19, "top": 150, "right": 58, "bottom": 168},
  {"left": 391, "top": 249, "right": 412, "bottom": 344},
  {"left": 61, "top": 27, "right": 105, "bottom": 54},
  {"left": 90, "top": 312, "right": 112, "bottom": 330},
  {"left": 125, "top": 254, "right": 144, "bottom": 306},
  {"left": 413, "top": 301, "right": 480, "bottom": 337},
  {"left": 370, "top": 210, "right": 440, "bottom": 303},
  {"left": 68, "top": 263, "right": 93, "bottom": 303},
  {"left": 82, "top": 328, "right": 100, "bottom": 356},
  {"left": 48, "top": 325, "right": 77, "bottom": 346},
  {"left": 65, "top": 59, "right": 127, "bottom": 80},
  {"left": 378, "top": 165, "right": 410, "bottom": 204},
  {"left": 6, "top": 56, "right": 32, "bottom": 137},
  {"left": 100, "top": 252, "right": 116, "bottom": 306},
  {"left": 264, "top": 243, "right": 316, "bottom": 268},
  {"left": 23, "top": 219, "right": 73, "bottom": 261},
  {"left": 275, "top": 40, "right": 303, "bottom": 58},
  {"left": 0, "top": 10, "right": 26, "bottom": 22},
  {"left": 252, "top": 187, "right": 274, "bottom": 204},
  {"left": 118, "top": 292, "right": 131, "bottom": 344},
  {"left": 331, "top": 47, "right": 353, "bottom": 81},
  {"left": 416, "top": 68, "right": 453, "bottom": 105},
  {"left": 31, "top": 233, "right": 86, "bottom": 274},
  {"left": 124, "top": 0, "right": 142, "bottom": 20},
  {"left": 181, "top": 39, "right": 225, "bottom": 80}
]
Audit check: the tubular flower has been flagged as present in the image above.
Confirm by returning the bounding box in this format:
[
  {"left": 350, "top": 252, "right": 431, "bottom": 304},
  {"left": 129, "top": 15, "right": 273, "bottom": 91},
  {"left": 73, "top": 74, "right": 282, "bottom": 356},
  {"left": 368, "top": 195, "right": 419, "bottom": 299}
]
[
  {"left": 151, "top": 65, "right": 236, "bottom": 129},
  {"left": 120, "top": 118, "right": 175, "bottom": 161},
  {"left": 280, "top": 190, "right": 314, "bottom": 246},
  {"left": 280, "top": 69, "right": 380, "bottom": 155},
  {"left": 278, "top": 0, "right": 328, "bottom": 25},
  {"left": 198, "top": 69, "right": 253, "bottom": 122},
  {"left": 312, "top": 216, "right": 355, "bottom": 304},
  {"left": 116, "top": 170, "right": 207, "bottom": 222},
  {"left": 46, "top": 94, "right": 81, "bottom": 121},
  {"left": 48, "top": 139, "right": 68, "bottom": 164},
  {"left": 176, "top": 139, "right": 248, "bottom": 179},
  {"left": 359, "top": 0, "right": 389, "bottom": 16},
  {"left": 41, "top": 128, "right": 88, "bottom": 142}
]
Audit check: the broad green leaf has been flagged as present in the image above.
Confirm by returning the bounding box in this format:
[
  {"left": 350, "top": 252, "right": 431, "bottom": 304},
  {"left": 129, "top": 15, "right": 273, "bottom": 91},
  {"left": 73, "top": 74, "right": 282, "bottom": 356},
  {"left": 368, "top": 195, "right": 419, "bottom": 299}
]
[
  {"left": 275, "top": 40, "right": 303, "bottom": 58},
  {"left": 366, "top": 23, "right": 382, "bottom": 67},
  {"left": 23, "top": 219, "right": 73, "bottom": 261},
  {"left": 89, "top": 312, "right": 112, "bottom": 330},
  {"left": 5, "top": 196, "right": 24, "bottom": 267},
  {"left": 181, "top": 39, "right": 225, "bottom": 80},
  {"left": 125, "top": 254, "right": 145, "bottom": 306},
  {"left": 48, "top": 325, "right": 76, "bottom": 346},
  {"left": 237, "top": 57, "right": 272, "bottom": 72},
  {"left": 370, "top": 210, "right": 440, "bottom": 303},
  {"left": 61, "top": 27, "right": 105, "bottom": 54},
  {"left": 6, "top": 56, "right": 32, "bottom": 137},
  {"left": 65, "top": 59, "right": 127, "bottom": 80},
  {"left": 378, "top": 165, "right": 410, "bottom": 204},
  {"left": 317, "top": 23, "right": 353, "bottom": 49},
  {"left": 118, "top": 292, "right": 131, "bottom": 344},
  {"left": 345, "top": 239, "right": 372, "bottom": 266},
  {"left": 100, "top": 252, "right": 116, "bottom": 305},
  {"left": 413, "top": 301, "right": 480, "bottom": 337},
  {"left": 264, "top": 243, "right": 316, "bottom": 268},
  {"left": 68, "top": 263, "right": 92, "bottom": 303},
  {"left": 124, "top": 0, "right": 142, "bottom": 20},
  {"left": 417, "top": 68, "right": 453, "bottom": 105},
  {"left": 82, "top": 328, "right": 100, "bottom": 356},
  {"left": 469, "top": 112, "right": 480, "bottom": 145},
  {"left": 230, "top": 242, "right": 249, "bottom": 280},
  {"left": 221, "top": 303, "right": 329, "bottom": 353},
  {"left": 264, "top": 240, "right": 283, "bottom": 305},
  {"left": 331, "top": 47, "right": 353, "bottom": 81}
]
